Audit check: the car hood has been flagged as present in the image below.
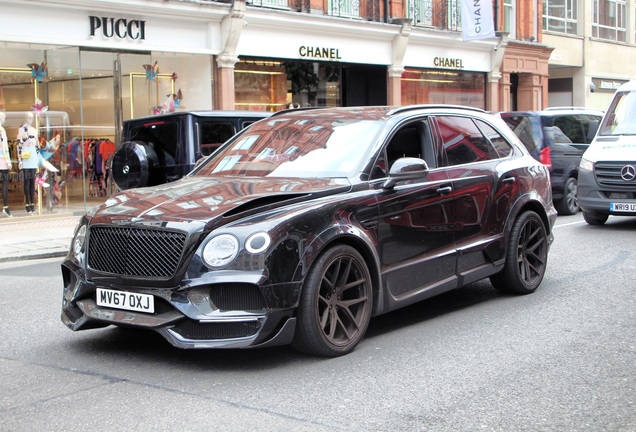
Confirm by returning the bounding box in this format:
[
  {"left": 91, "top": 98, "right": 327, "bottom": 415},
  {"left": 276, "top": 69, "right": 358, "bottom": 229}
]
[
  {"left": 584, "top": 137, "right": 636, "bottom": 162},
  {"left": 90, "top": 176, "right": 352, "bottom": 228}
]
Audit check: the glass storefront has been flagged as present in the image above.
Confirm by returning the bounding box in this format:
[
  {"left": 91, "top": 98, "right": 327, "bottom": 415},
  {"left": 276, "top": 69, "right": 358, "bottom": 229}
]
[
  {"left": 401, "top": 68, "right": 486, "bottom": 109},
  {"left": 0, "top": 43, "right": 214, "bottom": 215},
  {"left": 235, "top": 58, "right": 343, "bottom": 110}
]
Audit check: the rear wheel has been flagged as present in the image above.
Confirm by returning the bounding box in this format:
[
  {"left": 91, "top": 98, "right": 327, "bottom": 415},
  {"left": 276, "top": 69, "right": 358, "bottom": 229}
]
[
  {"left": 582, "top": 211, "right": 608, "bottom": 225},
  {"left": 490, "top": 211, "right": 548, "bottom": 295},
  {"left": 292, "top": 245, "right": 373, "bottom": 357},
  {"left": 556, "top": 177, "right": 579, "bottom": 215}
]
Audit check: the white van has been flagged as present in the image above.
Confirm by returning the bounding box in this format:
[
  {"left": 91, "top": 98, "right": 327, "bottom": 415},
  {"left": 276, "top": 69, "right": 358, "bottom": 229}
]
[{"left": 578, "top": 81, "right": 636, "bottom": 225}]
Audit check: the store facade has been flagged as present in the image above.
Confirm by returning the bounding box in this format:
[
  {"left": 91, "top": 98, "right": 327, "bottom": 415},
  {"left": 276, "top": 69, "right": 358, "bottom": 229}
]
[
  {"left": 0, "top": 1, "right": 225, "bottom": 214},
  {"left": 0, "top": 0, "right": 502, "bottom": 217}
]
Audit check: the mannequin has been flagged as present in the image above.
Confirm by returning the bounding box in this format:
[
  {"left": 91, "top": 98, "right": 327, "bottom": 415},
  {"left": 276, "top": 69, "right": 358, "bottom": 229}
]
[
  {"left": 17, "top": 112, "right": 39, "bottom": 215},
  {"left": 0, "top": 112, "right": 11, "bottom": 217}
]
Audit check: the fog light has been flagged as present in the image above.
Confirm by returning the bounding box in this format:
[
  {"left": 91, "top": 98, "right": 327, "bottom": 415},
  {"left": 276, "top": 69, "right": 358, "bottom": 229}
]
[{"left": 246, "top": 232, "right": 271, "bottom": 254}]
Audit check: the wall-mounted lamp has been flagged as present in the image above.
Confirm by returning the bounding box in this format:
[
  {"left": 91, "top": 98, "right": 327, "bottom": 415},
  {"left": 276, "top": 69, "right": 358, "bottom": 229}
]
[{"left": 589, "top": 82, "right": 596, "bottom": 93}]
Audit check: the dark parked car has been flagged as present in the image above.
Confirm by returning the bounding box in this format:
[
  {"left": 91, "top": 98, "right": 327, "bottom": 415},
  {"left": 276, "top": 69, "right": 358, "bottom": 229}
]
[
  {"left": 112, "top": 110, "right": 271, "bottom": 190},
  {"left": 62, "top": 105, "right": 557, "bottom": 357},
  {"left": 499, "top": 108, "right": 603, "bottom": 215}
]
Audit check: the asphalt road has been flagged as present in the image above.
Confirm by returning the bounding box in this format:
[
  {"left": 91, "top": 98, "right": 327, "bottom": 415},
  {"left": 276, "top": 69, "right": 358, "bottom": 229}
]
[{"left": 0, "top": 213, "right": 634, "bottom": 431}]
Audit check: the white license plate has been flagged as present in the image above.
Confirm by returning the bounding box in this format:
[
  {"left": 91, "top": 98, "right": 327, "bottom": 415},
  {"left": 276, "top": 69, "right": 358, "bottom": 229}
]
[
  {"left": 610, "top": 202, "right": 636, "bottom": 212},
  {"left": 96, "top": 288, "right": 155, "bottom": 313}
]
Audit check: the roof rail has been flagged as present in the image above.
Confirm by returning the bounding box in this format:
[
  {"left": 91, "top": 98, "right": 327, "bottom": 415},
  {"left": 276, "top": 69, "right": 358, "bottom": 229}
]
[
  {"left": 544, "top": 106, "right": 604, "bottom": 111},
  {"left": 269, "top": 106, "right": 323, "bottom": 117},
  {"left": 387, "top": 104, "right": 485, "bottom": 116}
]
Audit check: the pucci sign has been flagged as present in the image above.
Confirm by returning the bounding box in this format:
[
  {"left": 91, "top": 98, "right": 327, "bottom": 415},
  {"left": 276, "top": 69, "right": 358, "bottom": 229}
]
[{"left": 89, "top": 16, "right": 146, "bottom": 40}]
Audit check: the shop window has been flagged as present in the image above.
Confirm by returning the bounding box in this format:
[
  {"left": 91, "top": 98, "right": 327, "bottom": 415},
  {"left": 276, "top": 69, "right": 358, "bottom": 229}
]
[
  {"left": 328, "top": 0, "right": 360, "bottom": 18},
  {"left": 592, "top": 0, "right": 626, "bottom": 42},
  {"left": 247, "top": 0, "right": 289, "bottom": 9},
  {"left": 407, "top": 0, "right": 461, "bottom": 30},
  {"left": 401, "top": 69, "right": 485, "bottom": 109},
  {"left": 234, "top": 61, "right": 288, "bottom": 111},
  {"left": 503, "top": 0, "right": 516, "bottom": 38},
  {"left": 543, "top": 0, "right": 578, "bottom": 34},
  {"left": 235, "top": 59, "right": 341, "bottom": 110}
]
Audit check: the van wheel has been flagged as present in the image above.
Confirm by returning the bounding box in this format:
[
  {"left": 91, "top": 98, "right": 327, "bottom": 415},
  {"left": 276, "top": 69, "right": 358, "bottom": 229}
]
[
  {"left": 556, "top": 177, "right": 579, "bottom": 215},
  {"left": 490, "top": 211, "right": 548, "bottom": 295},
  {"left": 582, "top": 211, "right": 608, "bottom": 225}
]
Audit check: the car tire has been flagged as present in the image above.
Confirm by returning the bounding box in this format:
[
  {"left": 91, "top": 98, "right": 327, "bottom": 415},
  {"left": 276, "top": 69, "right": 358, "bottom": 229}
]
[
  {"left": 582, "top": 211, "right": 608, "bottom": 225},
  {"left": 490, "top": 210, "right": 548, "bottom": 295},
  {"left": 111, "top": 141, "right": 159, "bottom": 190},
  {"left": 556, "top": 177, "right": 579, "bottom": 215},
  {"left": 292, "top": 245, "right": 373, "bottom": 357}
]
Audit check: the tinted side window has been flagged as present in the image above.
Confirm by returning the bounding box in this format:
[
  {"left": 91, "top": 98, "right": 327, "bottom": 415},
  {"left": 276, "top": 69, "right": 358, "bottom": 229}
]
[
  {"left": 553, "top": 115, "right": 584, "bottom": 143},
  {"left": 500, "top": 115, "right": 539, "bottom": 153},
  {"left": 437, "top": 116, "right": 494, "bottom": 166},
  {"left": 475, "top": 119, "right": 513, "bottom": 158},
  {"left": 200, "top": 121, "right": 236, "bottom": 156},
  {"left": 579, "top": 115, "right": 602, "bottom": 143},
  {"left": 128, "top": 121, "right": 179, "bottom": 160}
]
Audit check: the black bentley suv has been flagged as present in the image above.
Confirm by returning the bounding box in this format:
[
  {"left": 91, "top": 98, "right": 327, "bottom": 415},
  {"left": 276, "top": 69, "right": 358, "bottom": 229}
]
[{"left": 62, "top": 105, "right": 557, "bottom": 357}]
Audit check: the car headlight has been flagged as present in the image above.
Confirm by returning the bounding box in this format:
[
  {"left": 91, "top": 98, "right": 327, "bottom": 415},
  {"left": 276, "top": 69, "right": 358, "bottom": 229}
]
[
  {"left": 202, "top": 234, "right": 239, "bottom": 268},
  {"left": 73, "top": 224, "right": 87, "bottom": 257},
  {"left": 580, "top": 158, "right": 594, "bottom": 172}
]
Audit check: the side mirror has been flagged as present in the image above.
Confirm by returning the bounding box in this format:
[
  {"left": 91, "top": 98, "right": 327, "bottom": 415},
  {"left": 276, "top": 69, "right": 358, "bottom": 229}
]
[{"left": 383, "top": 157, "right": 429, "bottom": 189}]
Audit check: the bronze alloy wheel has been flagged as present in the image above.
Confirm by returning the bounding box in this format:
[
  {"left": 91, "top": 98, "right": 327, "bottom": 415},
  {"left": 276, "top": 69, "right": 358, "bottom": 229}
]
[
  {"left": 293, "top": 245, "right": 373, "bottom": 357},
  {"left": 490, "top": 211, "right": 548, "bottom": 295}
]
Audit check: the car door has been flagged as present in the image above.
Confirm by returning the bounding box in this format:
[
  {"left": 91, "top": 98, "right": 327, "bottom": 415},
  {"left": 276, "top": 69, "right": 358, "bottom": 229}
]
[
  {"left": 374, "top": 119, "right": 457, "bottom": 308},
  {"left": 432, "top": 114, "right": 516, "bottom": 283}
]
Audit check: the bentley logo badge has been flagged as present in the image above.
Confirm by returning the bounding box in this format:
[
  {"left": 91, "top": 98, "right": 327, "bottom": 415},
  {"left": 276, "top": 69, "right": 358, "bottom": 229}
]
[
  {"left": 620, "top": 165, "right": 636, "bottom": 181},
  {"left": 123, "top": 165, "right": 130, "bottom": 174}
]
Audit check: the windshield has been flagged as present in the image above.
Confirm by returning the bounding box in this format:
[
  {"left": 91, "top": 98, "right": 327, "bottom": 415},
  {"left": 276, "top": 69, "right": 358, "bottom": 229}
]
[
  {"left": 193, "top": 116, "right": 383, "bottom": 178},
  {"left": 599, "top": 90, "right": 636, "bottom": 136}
]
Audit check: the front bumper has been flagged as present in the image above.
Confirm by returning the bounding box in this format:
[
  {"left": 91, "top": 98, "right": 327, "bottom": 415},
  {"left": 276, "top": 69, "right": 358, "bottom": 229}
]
[
  {"left": 578, "top": 169, "right": 636, "bottom": 216},
  {"left": 61, "top": 259, "right": 302, "bottom": 349}
]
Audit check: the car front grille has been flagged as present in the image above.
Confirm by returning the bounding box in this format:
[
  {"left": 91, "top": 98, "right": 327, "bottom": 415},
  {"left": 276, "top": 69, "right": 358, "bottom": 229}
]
[
  {"left": 171, "top": 320, "right": 260, "bottom": 340},
  {"left": 88, "top": 226, "right": 187, "bottom": 278},
  {"left": 595, "top": 161, "right": 636, "bottom": 187}
]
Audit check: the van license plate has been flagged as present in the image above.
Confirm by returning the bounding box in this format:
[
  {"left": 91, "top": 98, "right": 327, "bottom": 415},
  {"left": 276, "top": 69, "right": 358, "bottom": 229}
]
[
  {"left": 96, "top": 288, "right": 155, "bottom": 313},
  {"left": 610, "top": 202, "right": 636, "bottom": 212}
]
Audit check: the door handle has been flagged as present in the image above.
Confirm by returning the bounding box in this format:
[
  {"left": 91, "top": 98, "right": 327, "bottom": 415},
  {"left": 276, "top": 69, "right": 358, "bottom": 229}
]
[
  {"left": 503, "top": 176, "right": 516, "bottom": 185},
  {"left": 436, "top": 186, "right": 452, "bottom": 195}
]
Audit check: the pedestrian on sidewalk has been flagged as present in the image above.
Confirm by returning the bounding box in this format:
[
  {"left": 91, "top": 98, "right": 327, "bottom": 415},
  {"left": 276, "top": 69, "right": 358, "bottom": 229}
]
[{"left": 0, "top": 112, "right": 11, "bottom": 218}]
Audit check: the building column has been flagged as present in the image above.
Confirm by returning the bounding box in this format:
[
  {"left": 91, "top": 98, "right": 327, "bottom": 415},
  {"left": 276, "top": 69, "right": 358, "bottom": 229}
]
[
  {"left": 216, "top": 54, "right": 239, "bottom": 110},
  {"left": 387, "top": 66, "right": 404, "bottom": 106},
  {"left": 499, "top": 72, "right": 511, "bottom": 112},
  {"left": 388, "top": 18, "right": 411, "bottom": 106},
  {"left": 489, "top": 33, "right": 508, "bottom": 112},
  {"left": 517, "top": 73, "right": 543, "bottom": 110},
  {"left": 216, "top": 0, "right": 246, "bottom": 110}
]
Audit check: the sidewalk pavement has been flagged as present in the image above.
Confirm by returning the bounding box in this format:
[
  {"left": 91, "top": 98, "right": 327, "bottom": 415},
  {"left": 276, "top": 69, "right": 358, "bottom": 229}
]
[{"left": 0, "top": 208, "right": 86, "bottom": 263}]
